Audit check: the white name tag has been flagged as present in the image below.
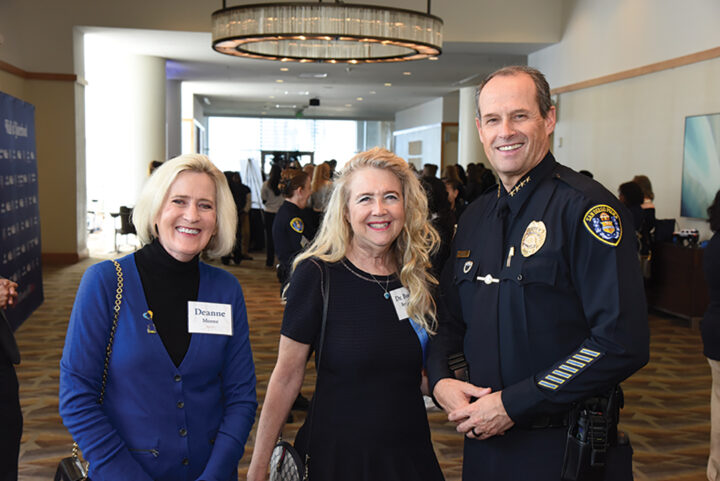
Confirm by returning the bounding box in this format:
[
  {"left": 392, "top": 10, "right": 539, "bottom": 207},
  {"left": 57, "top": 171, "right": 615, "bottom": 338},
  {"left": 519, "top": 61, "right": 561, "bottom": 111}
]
[
  {"left": 389, "top": 286, "right": 410, "bottom": 320},
  {"left": 188, "top": 301, "right": 233, "bottom": 336}
]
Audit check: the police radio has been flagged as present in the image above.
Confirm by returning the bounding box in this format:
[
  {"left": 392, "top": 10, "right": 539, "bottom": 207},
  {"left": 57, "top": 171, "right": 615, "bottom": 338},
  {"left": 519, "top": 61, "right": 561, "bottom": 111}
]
[{"left": 561, "top": 386, "right": 623, "bottom": 481}]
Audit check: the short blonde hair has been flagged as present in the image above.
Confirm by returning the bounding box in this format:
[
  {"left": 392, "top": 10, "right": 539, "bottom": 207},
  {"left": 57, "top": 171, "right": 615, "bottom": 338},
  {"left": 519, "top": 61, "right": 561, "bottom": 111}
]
[
  {"left": 132, "top": 154, "right": 237, "bottom": 258},
  {"left": 293, "top": 147, "right": 440, "bottom": 333}
]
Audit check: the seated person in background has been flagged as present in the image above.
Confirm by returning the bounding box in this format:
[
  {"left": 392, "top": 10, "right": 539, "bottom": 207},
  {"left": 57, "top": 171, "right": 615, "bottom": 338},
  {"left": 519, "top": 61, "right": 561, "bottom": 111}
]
[
  {"left": 59, "top": 154, "right": 257, "bottom": 481},
  {"left": 633, "top": 174, "right": 656, "bottom": 210}
]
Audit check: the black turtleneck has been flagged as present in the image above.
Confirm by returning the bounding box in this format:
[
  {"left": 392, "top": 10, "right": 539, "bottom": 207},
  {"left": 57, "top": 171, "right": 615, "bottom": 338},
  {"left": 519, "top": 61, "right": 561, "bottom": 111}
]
[{"left": 134, "top": 239, "right": 200, "bottom": 367}]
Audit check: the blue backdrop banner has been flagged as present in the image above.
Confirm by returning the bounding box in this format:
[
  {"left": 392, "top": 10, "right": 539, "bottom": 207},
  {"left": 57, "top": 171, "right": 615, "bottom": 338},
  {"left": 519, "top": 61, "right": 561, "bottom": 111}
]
[{"left": 0, "top": 91, "right": 43, "bottom": 330}]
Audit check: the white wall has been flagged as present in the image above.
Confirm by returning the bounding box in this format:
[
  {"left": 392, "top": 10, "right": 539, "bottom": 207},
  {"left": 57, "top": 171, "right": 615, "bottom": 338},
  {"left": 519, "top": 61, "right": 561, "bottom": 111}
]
[
  {"left": 394, "top": 94, "right": 461, "bottom": 168},
  {"left": 395, "top": 98, "right": 443, "bottom": 131},
  {"left": 394, "top": 124, "right": 442, "bottom": 170},
  {"left": 530, "top": 0, "right": 720, "bottom": 88},
  {"left": 530, "top": 0, "right": 720, "bottom": 240},
  {"left": 442, "top": 91, "right": 459, "bottom": 123},
  {"left": 85, "top": 39, "right": 166, "bottom": 212}
]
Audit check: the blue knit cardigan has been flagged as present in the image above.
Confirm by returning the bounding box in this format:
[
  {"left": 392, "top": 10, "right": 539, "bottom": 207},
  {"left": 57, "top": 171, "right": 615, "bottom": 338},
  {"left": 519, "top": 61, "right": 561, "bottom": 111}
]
[{"left": 59, "top": 254, "right": 257, "bottom": 481}]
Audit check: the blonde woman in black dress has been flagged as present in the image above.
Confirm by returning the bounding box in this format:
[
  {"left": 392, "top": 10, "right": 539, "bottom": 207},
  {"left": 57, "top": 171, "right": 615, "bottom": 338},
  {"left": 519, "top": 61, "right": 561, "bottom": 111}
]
[{"left": 248, "top": 147, "right": 444, "bottom": 481}]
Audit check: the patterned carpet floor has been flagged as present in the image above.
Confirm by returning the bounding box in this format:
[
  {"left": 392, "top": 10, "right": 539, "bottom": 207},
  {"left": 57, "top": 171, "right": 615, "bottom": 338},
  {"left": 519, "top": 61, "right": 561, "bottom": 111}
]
[{"left": 12, "top": 253, "right": 711, "bottom": 480}]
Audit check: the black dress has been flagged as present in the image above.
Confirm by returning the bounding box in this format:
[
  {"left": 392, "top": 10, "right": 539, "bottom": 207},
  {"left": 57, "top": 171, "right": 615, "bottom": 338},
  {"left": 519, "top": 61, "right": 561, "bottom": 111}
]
[{"left": 281, "top": 258, "right": 445, "bottom": 481}]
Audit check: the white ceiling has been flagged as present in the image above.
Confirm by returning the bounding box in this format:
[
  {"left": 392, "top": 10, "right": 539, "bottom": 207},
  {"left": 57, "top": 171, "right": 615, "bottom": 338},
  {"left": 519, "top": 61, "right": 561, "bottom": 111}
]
[{"left": 81, "top": 25, "right": 550, "bottom": 120}]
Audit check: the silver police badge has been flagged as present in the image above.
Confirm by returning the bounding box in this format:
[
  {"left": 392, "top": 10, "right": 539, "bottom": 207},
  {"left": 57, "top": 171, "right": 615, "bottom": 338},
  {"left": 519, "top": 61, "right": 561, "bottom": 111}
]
[
  {"left": 521, "top": 221, "right": 547, "bottom": 257},
  {"left": 462, "top": 260, "right": 473, "bottom": 273}
]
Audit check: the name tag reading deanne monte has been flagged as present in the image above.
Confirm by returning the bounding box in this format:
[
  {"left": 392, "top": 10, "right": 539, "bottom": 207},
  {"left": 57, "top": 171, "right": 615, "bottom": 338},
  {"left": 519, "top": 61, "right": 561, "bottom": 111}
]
[{"left": 188, "top": 301, "right": 233, "bottom": 336}]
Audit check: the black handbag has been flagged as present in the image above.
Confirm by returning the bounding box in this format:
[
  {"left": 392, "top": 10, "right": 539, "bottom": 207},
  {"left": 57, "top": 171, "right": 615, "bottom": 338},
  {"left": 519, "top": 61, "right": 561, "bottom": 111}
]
[
  {"left": 54, "top": 260, "right": 124, "bottom": 481},
  {"left": 269, "top": 262, "right": 329, "bottom": 481},
  {"left": 54, "top": 443, "right": 89, "bottom": 481}
]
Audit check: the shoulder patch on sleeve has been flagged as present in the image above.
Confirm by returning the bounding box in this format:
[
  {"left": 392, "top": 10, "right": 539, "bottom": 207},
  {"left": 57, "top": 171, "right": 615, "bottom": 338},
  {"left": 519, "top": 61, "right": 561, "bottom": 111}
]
[
  {"left": 583, "top": 204, "right": 622, "bottom": 246},
  {"left": 290, "top": 217, "right": 304, "bottom": 234}
]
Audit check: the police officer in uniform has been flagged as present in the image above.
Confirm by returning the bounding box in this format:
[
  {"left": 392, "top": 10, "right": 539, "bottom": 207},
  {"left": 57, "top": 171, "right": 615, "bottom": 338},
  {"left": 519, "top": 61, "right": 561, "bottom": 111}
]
[
  {"left": 272, "top": 168, "right": 315, "bottom": 289},
  {"left": 427, "top": 66, "right": 649, "bottom": 481}
]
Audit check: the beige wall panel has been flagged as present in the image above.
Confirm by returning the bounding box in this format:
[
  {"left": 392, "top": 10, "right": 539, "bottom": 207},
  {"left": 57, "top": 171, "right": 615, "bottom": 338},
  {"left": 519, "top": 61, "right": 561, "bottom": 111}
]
[
  {"left": 0, "top": 71, "right": 28, "bottom": 100},
  {"left": 26, "top": 80, "right": 78, "bottom": 254}
]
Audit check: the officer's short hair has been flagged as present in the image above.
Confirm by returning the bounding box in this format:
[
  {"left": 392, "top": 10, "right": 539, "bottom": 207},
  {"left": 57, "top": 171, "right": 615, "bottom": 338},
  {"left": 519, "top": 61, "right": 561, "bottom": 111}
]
[{"left": 475, "top": 66, "right": 553, "bottom": 120}]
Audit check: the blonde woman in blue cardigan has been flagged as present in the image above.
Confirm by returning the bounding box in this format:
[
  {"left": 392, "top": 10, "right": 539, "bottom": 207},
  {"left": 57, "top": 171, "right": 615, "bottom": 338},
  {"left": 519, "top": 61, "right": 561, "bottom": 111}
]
[{"left": 59, "top": 154, "right": 257, "bottom": 481}]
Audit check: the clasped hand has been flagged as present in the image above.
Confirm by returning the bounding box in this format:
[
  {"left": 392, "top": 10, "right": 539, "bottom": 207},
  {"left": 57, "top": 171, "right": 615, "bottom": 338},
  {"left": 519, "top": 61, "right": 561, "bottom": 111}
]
[
  {"left": 0, "top": 278, "right": 18, "bottom": 309},
  {"left": 433, "top": 378, "right": 514, "bottom": 440}
]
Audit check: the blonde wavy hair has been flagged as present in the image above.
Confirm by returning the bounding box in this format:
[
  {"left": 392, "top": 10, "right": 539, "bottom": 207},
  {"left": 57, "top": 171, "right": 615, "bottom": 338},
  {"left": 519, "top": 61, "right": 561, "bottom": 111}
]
[
  {"left": 292, "top": 147, "right": 440, "bottom": 333},
  {"left": 132, "top": 154, "right": 237, "bottom": 258}
]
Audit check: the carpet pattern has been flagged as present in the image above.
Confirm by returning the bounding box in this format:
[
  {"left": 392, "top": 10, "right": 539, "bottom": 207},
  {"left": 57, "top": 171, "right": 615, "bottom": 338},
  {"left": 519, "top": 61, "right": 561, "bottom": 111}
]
[{"left": 12, "top": 255, "right": 711, "bottom": 480}]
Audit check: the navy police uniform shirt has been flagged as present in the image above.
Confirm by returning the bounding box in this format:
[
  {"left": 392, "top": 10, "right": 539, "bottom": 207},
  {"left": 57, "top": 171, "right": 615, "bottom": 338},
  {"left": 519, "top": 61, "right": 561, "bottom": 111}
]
[
  {"left": 428, "top": 152, "right": 650, "bottom": 426},
  {"left": 272, "top": 200, "right": 316, "bottom": 273}
]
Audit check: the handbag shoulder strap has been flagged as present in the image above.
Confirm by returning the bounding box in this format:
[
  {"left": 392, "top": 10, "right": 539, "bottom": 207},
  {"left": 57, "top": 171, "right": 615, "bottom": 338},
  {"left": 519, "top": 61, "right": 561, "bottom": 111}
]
[
  {"left": 70, "top": 259, "right": 124, "bottom": 461},
  {"left": 98, "top": 260, "right": 124, "bottom": 405},
  {"left": 314, "top": 260, "right": 330, "bottom": 370},
  {"left": 299, "top": 260, "right": 329, "bottom": 480}
]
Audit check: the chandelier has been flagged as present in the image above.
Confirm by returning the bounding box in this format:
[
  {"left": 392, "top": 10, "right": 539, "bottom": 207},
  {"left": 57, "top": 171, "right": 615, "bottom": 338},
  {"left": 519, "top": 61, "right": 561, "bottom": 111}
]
[{"left": 211, "top": 1, "right": 443, "bottom": 63}]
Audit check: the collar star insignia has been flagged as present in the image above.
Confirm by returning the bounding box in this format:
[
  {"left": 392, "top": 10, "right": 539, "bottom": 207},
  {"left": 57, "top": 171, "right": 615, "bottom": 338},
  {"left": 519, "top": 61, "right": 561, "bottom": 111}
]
[{"left": 509, "top": 176, "right": 531, "bottom": 197}]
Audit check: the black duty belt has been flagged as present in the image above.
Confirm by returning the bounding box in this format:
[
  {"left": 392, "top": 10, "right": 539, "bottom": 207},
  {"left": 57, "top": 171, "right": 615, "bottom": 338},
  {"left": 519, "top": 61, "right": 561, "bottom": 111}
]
[{"left": 527, "top": 412, "right": 569, "bottom": 429}]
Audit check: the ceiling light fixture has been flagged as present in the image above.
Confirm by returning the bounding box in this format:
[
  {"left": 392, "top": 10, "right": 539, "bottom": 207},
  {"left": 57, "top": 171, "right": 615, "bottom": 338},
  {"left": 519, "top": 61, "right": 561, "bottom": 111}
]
[{"left": 212, "top": 1, "right": 443, "bottom": 63}]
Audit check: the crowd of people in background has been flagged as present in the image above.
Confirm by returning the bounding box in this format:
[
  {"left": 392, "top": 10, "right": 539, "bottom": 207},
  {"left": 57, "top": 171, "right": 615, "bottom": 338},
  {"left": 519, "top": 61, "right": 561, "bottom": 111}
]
[
  {"left": 149, "top": 154, "right": 672, "bottom": 293},
  {"left": 234, "top": 157, "right": 673, "bottom": 295},
  {"left": 252, "top": 157, "right": 497, "bottom": 281}
]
